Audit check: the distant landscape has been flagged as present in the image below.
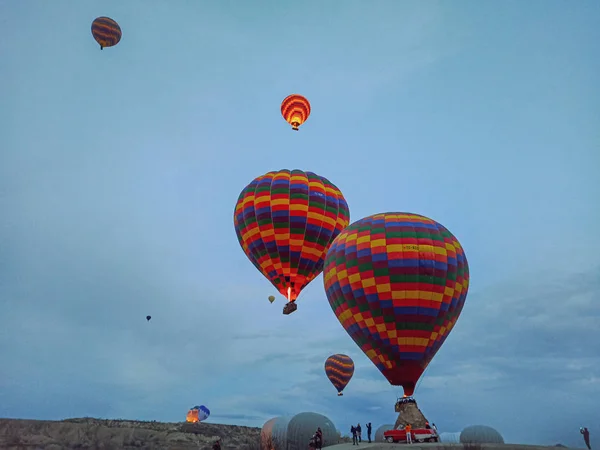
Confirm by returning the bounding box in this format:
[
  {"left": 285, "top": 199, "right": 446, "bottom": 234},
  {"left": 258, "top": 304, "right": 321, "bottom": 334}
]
[{"left": 0, "top": 417, "right": 261, "bottom": 450}]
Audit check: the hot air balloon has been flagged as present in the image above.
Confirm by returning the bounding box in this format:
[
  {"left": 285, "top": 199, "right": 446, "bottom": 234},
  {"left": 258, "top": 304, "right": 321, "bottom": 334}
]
[
  {"left": 281, "top": 95, "right": 311, "bottom": 131},
  {"left": 323, "top": 212, "right": 469, "bottom": 397},
  {"left": 234, "top": 169, "right": 349, "bottom": 314},
  {"left": 268, "top": 295, "right": 276, "bottom": 304},
  {"left": 324, "top": 354, "right": 354, "bottom": 396},
  {"left": 186, "top": 405, "right": 210, "bottom": 423},
  {"left": 91, "top": 17, "right": 122, "bottom": 50},
  {"left": 146, "top": 315, "right": 151, "bottom": 322}
]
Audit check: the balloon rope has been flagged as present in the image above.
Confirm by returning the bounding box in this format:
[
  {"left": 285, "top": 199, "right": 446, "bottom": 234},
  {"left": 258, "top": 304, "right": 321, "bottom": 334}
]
[{"left": 414, "top": 365, "right": 430, "bottom": 395}]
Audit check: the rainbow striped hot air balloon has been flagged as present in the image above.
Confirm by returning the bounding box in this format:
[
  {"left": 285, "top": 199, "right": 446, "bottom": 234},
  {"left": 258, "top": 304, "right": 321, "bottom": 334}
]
[
  {"left": 324, "top": 354, "right": 355, "bottom": 396},
  {"left": 280, "top": 94, "right": 311, "bottom": 131},
  {"left": 234, "top": 169, "right": 349, "bottom": 314},
  {"left": 91, "top": 17, "right": 122, "bottom": 50},
  {"left": 323, "top": 212, "right": 469, "bottom": 397}
]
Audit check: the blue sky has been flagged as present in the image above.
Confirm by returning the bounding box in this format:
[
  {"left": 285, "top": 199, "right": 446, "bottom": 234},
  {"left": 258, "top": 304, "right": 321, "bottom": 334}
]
[{"left": 1, "top": 0, "right": 599, "bottom": 447}]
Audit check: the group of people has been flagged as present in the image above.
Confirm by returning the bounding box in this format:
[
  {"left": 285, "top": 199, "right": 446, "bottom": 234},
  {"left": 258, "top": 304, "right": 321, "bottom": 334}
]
[
  {"left": 350, "top": 423, "right": 372, "bottom": 445},
  {"left": 309, "top": 427, "right": 324, "bottom": 450},
  {"left": 396, "top": 397, "right": 417, "bottom": 405}
]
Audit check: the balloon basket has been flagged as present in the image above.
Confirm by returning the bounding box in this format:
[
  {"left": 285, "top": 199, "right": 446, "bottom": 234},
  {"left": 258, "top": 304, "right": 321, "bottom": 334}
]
[
  {"left": 395, "top": 396, "right": 416, "bottom": 412},
  {"left": 283, "top": 302, "right": 297, "bottom": 315}
]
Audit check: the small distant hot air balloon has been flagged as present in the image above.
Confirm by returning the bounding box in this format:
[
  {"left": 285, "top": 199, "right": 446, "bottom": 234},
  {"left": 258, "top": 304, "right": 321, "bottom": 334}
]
[
  {"left": 281, "top": 94, "right": 311, "bottom": 131},
  {"left": 234, "top": 169, "right": 349, "bottom": 314},
  {"left": 324, "top": 354, "right": 354, "bottom": 396},
  {"left": 324, "top": 212, "right": 470, "bottom": 398},
  {"left": 268, "top": 295, "right": 276, "bottom": 304},
  {"left": 146, "top": 315, "right": 151, "bottom": 322},
  {"left": 91, "top": 17, "right": 122, "bottom": 50},
  {"left": 186, "top": 405, "right": 210, "bottom": 423}
]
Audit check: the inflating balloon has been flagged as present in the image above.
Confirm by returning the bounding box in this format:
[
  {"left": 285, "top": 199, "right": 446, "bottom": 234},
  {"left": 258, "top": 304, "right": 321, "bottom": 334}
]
[
  {"left": 234, "top": 169, "right": 349, "bottom": 314},
  {"left": 91, "top": 17, "right": 122, "bottom": 50},
  {"left": 281, "top": 94, "right": 311, "bottom": 131},
  {"left": 324, "top": 354, "right": 354, "bottom": 396},
  {"left": 186, "top": 405, "right": 210, "bottom": 423},
  {"left": 323, "top": 212, "right": 469, "bottom": 397},
  {"left": 268, "top": 295, "right": 276, "bottom": 304}
]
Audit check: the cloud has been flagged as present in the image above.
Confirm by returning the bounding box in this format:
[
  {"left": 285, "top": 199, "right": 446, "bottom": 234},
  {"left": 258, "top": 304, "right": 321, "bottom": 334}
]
[{"left": 413, "top": 267, "right": 600, "bottom": 445}]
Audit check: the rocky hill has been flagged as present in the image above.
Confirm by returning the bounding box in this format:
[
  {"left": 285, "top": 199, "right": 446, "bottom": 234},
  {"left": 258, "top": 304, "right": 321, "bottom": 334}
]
[{"left": 0, "top": 417, "right": 261, "bottom": 450}]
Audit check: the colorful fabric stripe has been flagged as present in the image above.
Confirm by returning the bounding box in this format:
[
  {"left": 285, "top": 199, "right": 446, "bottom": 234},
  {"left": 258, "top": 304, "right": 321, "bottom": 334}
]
[
  {"left": 323, "top": 212, "right": 469, "bottom": 396},
  {"left": 234, "top": 169, "right": 349, "bottom": 302}
]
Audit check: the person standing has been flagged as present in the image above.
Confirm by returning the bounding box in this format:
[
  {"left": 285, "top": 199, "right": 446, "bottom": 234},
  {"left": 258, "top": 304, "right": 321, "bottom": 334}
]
[
  {"left": 366, "top": 423, "right": 372, "bottom": 443},
  {"left": 351, "top": 425, "right": 359, "bottom": 445},
  {"left": 580, "top": 427, "right": 591, "bottom": 450},
  {"left": 405, "top": 424, "right": 412, "bottom": 444},
  {"left": 315, "top": 427, "right": 323, "bottom": 450},
  {"left": 356, "top": 423, "right": 362, "bottom": 443}
]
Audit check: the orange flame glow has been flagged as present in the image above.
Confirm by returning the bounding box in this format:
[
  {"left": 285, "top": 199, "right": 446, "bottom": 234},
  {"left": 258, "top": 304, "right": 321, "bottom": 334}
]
[{"left": 186, "top": 409, "right": 199, "bottom": 423}]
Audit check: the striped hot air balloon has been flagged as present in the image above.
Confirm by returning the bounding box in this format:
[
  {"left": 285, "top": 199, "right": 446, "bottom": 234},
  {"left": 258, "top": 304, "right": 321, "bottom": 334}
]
[
  {"left": 323, "top": 212, "right": 469, "bottom": 397},
  {"left": 324, "top": 354, "right": 355, "bottom": 396},
  {"left": 280, "top": 94, "right": 311, "bottom": 131},
  {"left": 91, "top": 17, "right": 122, "bottom": 50},
  {"left": 234, "top": 169, "right": 349, "bottom": 314}
]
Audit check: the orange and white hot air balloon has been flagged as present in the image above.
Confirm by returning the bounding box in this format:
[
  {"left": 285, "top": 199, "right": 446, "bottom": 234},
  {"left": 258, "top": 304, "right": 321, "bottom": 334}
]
[{"left": 280, "top": 94, "right": 311, "bottom": 131}]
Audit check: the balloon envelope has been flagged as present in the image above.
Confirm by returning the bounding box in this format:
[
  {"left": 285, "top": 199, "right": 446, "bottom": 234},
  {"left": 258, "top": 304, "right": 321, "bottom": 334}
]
[
  {"left": 323, "top": 212, "right": 469, "bottom": 396},
  {"left": 186, "top": 405, "right": 210, "bottom": 423},
  {"left": 234, "top": 169, "right": 349, "bottom": 304},
  {"left": 324, "top": 354, "right": 354, "bottom": 395},
  {"left": 268, "top": 295, "right": 276, "bottom": 303},
  {"left": 281, "top": 94, "right": 311, "bottom": 130},
  {"left": 91, "top": 17, "right": 122, "bottom": 49},
  {"left": 286, "top": 412, "right": 337, "bottom": 450}
]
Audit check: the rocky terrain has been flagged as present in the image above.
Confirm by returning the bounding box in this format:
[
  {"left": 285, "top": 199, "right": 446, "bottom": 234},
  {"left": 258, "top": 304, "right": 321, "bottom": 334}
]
[{"left": 0, "top": 417, "right": 261, "bottom": 450}]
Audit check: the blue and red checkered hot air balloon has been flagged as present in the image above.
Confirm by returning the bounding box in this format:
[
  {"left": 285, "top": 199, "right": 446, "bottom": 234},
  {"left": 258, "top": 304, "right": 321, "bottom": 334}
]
[
  {"left": 323, "top": 212, "right": 469, "bottom": 397},
  {"left": 324, "top": 354, "right": 354, "bottom": 396}
]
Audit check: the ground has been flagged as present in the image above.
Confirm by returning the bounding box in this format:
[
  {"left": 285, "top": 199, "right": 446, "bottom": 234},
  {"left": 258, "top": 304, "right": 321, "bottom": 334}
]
[
  {"left": 0, "top": 418, "right": 580, "bottom": 450},
  {"left": 0, "top": 417, "right": 261, "bottom": 450}
]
